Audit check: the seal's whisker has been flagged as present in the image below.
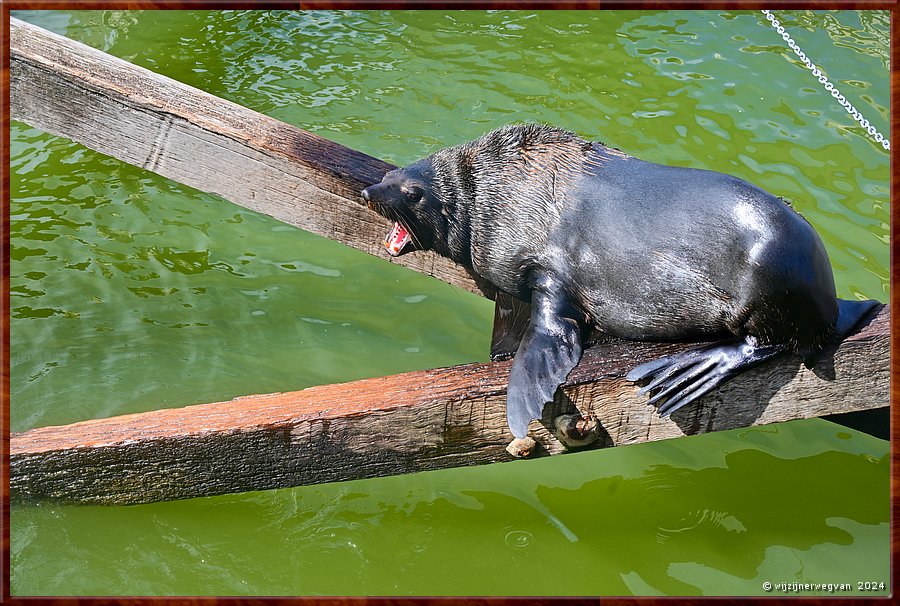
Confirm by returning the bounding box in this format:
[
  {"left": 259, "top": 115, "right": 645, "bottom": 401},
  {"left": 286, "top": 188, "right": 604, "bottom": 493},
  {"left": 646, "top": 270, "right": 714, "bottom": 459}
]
[{"left": 395, "top": 207, "right": 425, "bottom": 251}]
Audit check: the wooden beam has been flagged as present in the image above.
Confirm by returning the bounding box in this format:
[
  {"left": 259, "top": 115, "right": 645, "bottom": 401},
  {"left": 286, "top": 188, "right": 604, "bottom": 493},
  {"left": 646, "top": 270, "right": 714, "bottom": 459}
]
[
  {"left": 9, "top": 16, "right": 482, "bottom": 295},
  {"left": 11, "top": 306, "right": 888, "bottom": 505}
]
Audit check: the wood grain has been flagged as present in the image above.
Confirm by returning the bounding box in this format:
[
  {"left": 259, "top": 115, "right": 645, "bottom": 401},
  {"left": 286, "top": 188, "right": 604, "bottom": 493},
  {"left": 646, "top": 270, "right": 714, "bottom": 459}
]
[
  {"left": 10, "top": 306, "right": 888, "bottom": 505},
  {"left": 8, "top": 16, "right": 483, "bottom": 295}
]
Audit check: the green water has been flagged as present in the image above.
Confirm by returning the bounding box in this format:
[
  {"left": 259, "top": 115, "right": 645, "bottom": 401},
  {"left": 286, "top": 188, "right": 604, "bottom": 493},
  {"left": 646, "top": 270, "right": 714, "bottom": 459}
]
[{"left": 10, "top": 9, "right": 889, "bottom": 596}]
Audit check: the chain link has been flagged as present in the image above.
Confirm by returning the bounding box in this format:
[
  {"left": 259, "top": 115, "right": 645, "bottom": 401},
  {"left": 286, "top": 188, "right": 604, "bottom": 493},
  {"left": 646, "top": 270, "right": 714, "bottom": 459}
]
[{"left": 761, "top": 10, "right": 889, "bottom": 151}]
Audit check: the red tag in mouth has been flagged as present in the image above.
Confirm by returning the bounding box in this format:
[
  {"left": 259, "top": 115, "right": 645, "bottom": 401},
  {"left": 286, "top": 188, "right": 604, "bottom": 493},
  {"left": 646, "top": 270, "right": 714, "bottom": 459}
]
[{"left": 384, "top": 222, "right": 411, "bottom": 256}]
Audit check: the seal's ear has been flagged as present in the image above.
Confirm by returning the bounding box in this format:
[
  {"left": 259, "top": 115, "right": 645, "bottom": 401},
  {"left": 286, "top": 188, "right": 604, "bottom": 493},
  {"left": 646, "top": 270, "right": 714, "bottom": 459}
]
[
  {"left": 440, "top": 201, "right": 456, "bottom": 217},
  {"left": 506, "top": 271, "right": 587, "bottom": 438}
]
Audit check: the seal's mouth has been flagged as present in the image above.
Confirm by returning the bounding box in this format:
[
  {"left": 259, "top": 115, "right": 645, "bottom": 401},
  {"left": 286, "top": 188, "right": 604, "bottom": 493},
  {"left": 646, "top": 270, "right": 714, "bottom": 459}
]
[
  {"left": 363, "top": 190, "right": 414, "bottom": 257},
  {"left": 384, "top": 221, "right": 412, "bottom": 257}
]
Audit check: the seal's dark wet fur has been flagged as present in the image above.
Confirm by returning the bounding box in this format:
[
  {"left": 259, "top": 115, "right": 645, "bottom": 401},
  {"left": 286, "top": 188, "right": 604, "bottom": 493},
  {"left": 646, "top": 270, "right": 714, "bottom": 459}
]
[{"left": 361, "top": 123, "right": 878, "bottom": 437}]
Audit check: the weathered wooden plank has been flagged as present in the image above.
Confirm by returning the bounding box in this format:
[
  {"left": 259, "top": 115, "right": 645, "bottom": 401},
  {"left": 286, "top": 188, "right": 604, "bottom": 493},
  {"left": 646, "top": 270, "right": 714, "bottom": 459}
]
[
  {"left": 11, "top": 306, "right": 888, "bottom": 505},
  {"left": 9, "top": 16, "right": 482, "bottom": 295}
]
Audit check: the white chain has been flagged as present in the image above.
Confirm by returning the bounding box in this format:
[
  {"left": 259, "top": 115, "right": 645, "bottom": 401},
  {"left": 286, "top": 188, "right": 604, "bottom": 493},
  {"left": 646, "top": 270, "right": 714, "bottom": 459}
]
[{"left": 761, "top": 10, "right": 889, "bottom": 151}]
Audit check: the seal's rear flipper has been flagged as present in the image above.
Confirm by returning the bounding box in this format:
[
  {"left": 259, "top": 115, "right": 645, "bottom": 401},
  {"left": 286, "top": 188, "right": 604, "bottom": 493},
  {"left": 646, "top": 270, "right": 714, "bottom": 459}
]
[
  {"left": 835, "top": 299, "right": 880, "bottom": 340},
  {"left": 506, "top": 273, "right": 587, "bottom": 438},
  {"left": 626, "top": 340, "right": 787, "bottom": 417}
]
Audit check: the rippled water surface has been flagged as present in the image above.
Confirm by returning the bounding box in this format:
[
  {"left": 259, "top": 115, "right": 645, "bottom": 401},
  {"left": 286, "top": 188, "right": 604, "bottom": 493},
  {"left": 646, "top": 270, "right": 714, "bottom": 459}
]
[{"left": 10, "top": 9, "right": 889, "bottom": 596}]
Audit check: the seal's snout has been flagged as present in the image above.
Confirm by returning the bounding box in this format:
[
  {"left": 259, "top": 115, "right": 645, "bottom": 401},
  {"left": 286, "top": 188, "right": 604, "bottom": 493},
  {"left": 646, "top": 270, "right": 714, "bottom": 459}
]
[
  {"left": 362, "top": 183, "right": 387, "bottom": 208},
  {"left": 362, "top": 185, "right": 388, "bottom": 217}
]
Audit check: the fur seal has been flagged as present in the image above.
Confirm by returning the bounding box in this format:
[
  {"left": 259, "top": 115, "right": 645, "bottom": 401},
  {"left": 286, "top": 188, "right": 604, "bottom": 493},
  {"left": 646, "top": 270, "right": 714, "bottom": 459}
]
[{"left": 361, "top": 123, "right": 878, "bottom": 438}]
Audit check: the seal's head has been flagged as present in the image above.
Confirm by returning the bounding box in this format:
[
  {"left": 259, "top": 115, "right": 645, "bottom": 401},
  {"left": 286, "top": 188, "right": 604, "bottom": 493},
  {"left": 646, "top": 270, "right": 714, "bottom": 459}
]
[
  {"left": 361, "top": 160, "right": 449, "bottom": 257},
  {"left": 361, "top": 124, "right": 601, "bottom": 268}
]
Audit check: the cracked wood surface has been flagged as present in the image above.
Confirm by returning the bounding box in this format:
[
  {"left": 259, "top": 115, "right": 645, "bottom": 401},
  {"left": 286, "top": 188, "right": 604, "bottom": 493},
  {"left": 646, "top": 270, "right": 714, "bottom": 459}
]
[
  {"left": 10, "top": 306, "right": 888, "bottom": 505},
  {"left": 9, "top": 16, "right": 482, "bottom": 295}
]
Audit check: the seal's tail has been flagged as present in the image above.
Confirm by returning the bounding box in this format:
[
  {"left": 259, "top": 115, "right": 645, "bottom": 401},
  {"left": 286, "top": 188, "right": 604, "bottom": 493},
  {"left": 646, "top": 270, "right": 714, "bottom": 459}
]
[{"left": 627, "top": 298, "right": 881, "bottom": 417}]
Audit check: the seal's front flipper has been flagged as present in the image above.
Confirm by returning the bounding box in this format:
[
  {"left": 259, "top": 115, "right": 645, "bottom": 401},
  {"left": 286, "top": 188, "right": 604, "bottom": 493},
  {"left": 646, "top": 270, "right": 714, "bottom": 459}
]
[
  {"left": 506, "top": 273, "right": 587, "bottom": 438},
  {"left": 627, "top": 340, "right": 786, "bottom": 417}
]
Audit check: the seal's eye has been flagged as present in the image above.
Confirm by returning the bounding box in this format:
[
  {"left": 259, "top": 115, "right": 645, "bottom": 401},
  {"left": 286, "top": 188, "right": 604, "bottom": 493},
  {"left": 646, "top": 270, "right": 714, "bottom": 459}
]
[{"left": 403, "top": 187, "right": 423, "bottom": 203}]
